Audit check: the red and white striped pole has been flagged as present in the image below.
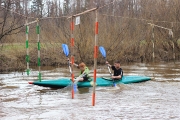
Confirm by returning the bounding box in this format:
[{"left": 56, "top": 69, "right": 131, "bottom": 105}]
[
  {"left": 71, "top": 16, "right": 75, "bottom": 99},
  {"left": 92, "top": 9, "right": 98, "bottom": 106}
]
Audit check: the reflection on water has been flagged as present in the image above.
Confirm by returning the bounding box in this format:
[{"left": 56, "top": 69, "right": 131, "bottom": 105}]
[
  {"left": 0, "top": 62, "right": 180, "bottom": 119},
  {"left": 78, "top": 88, "right": 90, "bottom": 94}
]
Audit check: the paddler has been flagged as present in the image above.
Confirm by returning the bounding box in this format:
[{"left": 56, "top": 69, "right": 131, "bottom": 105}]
[
  {"left": 69, "top": 60, "right": 91, "bottom": 81},
  {"left": 106, "top": 61, "right": 123, "bottom": 80}
]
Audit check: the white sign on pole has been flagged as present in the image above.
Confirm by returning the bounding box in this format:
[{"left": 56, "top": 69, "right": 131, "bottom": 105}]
[{"left": 75, "top": 16, "right": 80, "bottom": 25}]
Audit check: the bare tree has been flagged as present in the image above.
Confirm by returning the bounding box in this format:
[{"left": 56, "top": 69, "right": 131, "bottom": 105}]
[{"left": 0, "top": 0, "right": 24, "bottom": 43}]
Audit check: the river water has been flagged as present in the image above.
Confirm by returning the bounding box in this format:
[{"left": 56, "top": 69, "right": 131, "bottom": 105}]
[{"left": 0, "top": 62, "right": 180, "bottom": 120}]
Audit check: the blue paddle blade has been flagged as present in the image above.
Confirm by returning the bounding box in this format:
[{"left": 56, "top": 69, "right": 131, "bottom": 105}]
[
  {"left": 62, "top": 44, "right": 69, "bottom": 57},
  {"left": 73, "top": 84, "right": 77, "bottom": 92},
  {"left": 99, "top": 46, "right": 106, "bottom": 58},
  {"left": 113, "top": 83, "right": 116, "bottom": 87}
]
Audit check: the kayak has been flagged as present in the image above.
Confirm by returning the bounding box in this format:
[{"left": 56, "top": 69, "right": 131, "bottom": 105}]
[{"left": 28, "top": 75, "right": 151, "bottom": 88}]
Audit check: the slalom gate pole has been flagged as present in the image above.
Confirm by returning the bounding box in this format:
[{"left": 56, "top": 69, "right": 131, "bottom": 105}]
[
  {"left": 67, "top": 7, "right": 98, "bottom": 101},
  {"left": 36, "top": 18, "right": 41, "bottom": 81},
  {"left": 25, "top": 18, "right": 30, "bottom": 75},
  {"left": 71, "top": 16, "right": 75, "bottom": 99},
  {"left": 92, "top": 9, "right": 98, "bottom": 106}
]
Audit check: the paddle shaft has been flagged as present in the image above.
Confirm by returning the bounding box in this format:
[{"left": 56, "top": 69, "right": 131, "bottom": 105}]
[
  {"left": 99, "top": 46, "right": 115, "bottom": 86},
  {"left": 68, "top": 59, "right": 72, "bottom": 74},
  {"left": 106, "top": 61, "right": 115, "bottom": 86},
  {"left": 74, "top": 70, "right": 86, "bottom": 83},
  {"left": 62, "top": 43, "right": 75, "bottom": 98},
  {"left": 107, "top": 64, "right": 113, "bottom": 76}
]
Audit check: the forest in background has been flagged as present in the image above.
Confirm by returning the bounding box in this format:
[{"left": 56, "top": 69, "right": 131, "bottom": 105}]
[{"left": 0, "top": 0, "right": 180, "bottom": 72}]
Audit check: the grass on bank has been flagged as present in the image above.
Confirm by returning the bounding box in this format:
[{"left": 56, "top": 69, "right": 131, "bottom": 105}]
[{"left": 1, "top": 43, "right": 63, "bottom": 53}]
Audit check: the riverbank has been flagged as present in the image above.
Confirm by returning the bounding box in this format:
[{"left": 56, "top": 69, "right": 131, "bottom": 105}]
[
  {"left": 1, "top": 43, "right": 180, "bottom": 73},
  {"left": 1, "top": 52, "right": 180, "bottom": 73}
]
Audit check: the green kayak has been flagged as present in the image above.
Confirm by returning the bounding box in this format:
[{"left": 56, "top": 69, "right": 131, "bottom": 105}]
[{"left": 28, "top": 75, "right": 151, "bottom": 88}]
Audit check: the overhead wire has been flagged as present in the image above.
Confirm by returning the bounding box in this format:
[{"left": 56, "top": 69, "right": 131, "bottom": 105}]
[
  {"left": 39, "top": 16, "right": 69, "bottom": 20},
  {"left": 100, "top": 13, "right": 180, "bottom": 24}
]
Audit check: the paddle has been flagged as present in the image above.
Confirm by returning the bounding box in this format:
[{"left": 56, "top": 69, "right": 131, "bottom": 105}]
[
  {"left": 74, "top": 71, "right": 87, "bottom": 83},
  {"left": 62, "top": 44, "right": 77, "bottom": 92},
  {"left": 62, "top": 44, "right": 72, "bottom": 74},
  {"left": 99, "top": 46, "right": 116, "bottom": 87}
]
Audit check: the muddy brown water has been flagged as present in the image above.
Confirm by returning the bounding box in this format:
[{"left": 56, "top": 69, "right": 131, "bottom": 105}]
[{"left": 0, "top": 62, "right": 180, "bottom": 120}]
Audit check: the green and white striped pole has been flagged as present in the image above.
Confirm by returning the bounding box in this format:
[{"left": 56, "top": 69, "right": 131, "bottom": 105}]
[
  {"left": 36, "top": 19, "right": 41, "bottom": 81},
  {"left": 25, "top": 18, "right": 30, "bottom": 75}
]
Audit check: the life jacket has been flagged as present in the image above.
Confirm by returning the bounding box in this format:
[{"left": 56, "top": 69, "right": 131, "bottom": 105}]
[{"left": 80, "top": 66, "right": 90, "bottom": 77}]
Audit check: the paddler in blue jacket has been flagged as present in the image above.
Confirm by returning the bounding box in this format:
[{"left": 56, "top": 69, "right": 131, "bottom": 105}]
[{"left": 106, "top": 61, "right": 123, "bottom": 80}]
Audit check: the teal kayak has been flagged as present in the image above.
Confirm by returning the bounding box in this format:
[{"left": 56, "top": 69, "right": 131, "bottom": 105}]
[{"left": 28, "top": 76, "right": 151, "bottom": 88}]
